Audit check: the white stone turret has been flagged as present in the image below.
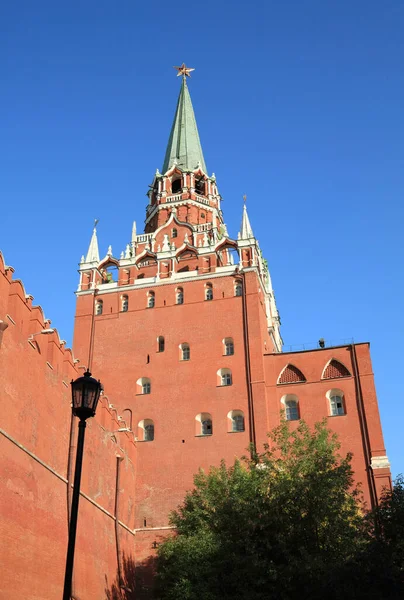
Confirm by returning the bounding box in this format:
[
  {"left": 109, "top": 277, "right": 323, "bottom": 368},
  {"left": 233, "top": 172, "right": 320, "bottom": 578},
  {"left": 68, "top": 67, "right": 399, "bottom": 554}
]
[
  {"left": 85, "top": 224, "right": 100, "bottom": 264},
  {"left": 131, "top": 221, "right": 137, "bottom": 243},
  {"left": 238, "top": 203, "right": 254, "bottom": 240}
]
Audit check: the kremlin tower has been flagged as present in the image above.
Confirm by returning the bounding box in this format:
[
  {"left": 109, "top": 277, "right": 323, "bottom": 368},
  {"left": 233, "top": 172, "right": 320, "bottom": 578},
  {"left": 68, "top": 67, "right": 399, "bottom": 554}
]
[
  {"left": 0, "top": 65, "right": 391, "bottom": 598},
  {"left": 73, "top": 65, "right": 390, "bottom": 561}
]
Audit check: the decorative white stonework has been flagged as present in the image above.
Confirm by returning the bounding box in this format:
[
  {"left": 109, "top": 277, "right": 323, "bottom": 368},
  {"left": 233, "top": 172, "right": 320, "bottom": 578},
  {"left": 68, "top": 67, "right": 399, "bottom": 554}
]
[
  {"left": 371, "top": 456, "right": 391, "bottom": 469},
  {"left": 85, "top": 227, "right": 100, "bottom": 264},
  {"left": 131, "top": 221, "right": 137, "bottom": 243},
  {"left": 162, "top": 235, "right": 170, "bottom": 252},
  {"left": 239, "top": 203, "right": 254, "bottom": 240}
]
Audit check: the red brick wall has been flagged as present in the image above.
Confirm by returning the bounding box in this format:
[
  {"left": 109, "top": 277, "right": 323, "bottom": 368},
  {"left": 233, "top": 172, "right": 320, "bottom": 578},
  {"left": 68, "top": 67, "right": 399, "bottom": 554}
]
[
  {"left": 264, "top": 344, "right": 391, "bottom": 507},
  {"left": 0, "top": 254, "right": 137, "bottom": 600},
  {"left": 73, "top": 266, "right": 391, "bottom": 565},
  {"left": 74, "top": 272, "right": 266, "bottom": 560}
]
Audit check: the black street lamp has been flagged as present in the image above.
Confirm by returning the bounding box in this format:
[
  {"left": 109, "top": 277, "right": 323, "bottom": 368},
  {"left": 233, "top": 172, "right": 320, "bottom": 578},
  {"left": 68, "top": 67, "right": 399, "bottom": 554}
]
[{"left": 63, "top": 370, "right": 102, "bottom": 600}]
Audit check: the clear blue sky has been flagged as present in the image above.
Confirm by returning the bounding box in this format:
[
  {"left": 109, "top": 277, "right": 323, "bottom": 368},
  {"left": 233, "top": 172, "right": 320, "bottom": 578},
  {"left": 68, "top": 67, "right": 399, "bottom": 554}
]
[{"left": 1, "top": 1, "right": 403, "bottom": 476}]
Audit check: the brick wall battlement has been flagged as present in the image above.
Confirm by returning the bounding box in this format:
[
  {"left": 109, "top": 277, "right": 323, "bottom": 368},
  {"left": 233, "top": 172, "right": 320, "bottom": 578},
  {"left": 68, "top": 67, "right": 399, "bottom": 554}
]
[{"left": 0, "top": 250, "right": 138, "bottom": 600}]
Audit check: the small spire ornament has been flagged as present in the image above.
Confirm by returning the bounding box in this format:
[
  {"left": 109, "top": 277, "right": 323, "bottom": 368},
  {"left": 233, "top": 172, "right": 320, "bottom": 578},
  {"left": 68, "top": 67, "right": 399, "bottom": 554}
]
[{"left": 173, "top": 63, "right": 195, "bottom": 78}]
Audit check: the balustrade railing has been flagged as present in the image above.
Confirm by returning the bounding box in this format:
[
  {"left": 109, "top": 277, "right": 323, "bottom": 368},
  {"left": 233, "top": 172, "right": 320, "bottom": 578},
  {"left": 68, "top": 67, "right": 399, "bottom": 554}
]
[
  {"left": 194, "top": 223, "right": 212, "bottom": 232},
  {"left": 166, "top": 194, "right": 182, "bottom": 203},
  {"left": 195, "top": 194, "right": 210, "bottom": 205},
  {"left": 136, "top": 233, "right": 154, "bottom": 243}
]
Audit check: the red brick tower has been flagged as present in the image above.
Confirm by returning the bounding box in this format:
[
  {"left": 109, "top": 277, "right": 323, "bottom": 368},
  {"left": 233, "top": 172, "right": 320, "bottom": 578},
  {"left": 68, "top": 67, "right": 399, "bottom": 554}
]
[{"left": 73, "top": 65, "right": 390, "bottom": 562}]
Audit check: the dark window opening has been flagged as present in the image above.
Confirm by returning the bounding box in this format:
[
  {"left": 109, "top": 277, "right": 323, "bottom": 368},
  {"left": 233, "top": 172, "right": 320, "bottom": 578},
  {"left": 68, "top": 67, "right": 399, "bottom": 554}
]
[
  {"left": 172, "top": 179, "right": 182, "bottom": 193},
  {"left": 195, "top": 178, "right": 205, "bottom": 194}
]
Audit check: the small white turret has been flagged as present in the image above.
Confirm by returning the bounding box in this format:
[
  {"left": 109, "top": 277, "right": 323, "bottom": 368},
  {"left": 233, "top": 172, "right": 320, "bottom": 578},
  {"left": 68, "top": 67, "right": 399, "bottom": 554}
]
[
  {"left": 239, "top": 203, "right": 254, "bottom": 240},
  {"left": 85, "top": 221, "right": 100, "bottom": 264}
]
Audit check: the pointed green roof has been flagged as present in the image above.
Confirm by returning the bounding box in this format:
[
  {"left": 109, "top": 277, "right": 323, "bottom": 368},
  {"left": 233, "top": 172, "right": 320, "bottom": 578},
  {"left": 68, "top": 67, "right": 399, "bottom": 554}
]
[{"left": 162, "top": 77, "right": 207, "bottom": 174}]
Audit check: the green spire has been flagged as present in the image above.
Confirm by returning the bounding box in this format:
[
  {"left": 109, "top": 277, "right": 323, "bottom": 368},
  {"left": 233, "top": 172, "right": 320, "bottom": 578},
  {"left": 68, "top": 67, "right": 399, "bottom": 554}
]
[{"left": 162, "top": 77, "right": 207, "bottom": 174}]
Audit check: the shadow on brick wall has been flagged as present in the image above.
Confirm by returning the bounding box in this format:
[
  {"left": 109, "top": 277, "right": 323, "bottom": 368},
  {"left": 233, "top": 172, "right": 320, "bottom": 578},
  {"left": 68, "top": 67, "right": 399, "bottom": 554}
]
[{"left": 105, "top": 553, "right": 156, "bottom": 600}]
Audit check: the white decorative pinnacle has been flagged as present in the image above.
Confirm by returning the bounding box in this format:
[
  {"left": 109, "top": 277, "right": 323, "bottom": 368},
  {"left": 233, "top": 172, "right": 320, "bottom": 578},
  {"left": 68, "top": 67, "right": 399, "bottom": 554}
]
[
  {"left": 85, "top": 224, "right": 100, "bottom": 263},
  {"left": 107, "top": 245, "right": 113, "bottom": 257},
  {"left": 162, "top": 234, "right": 171, "bottom": 252},
  {"left": 239, "top": 203, "right": 254, "bottom": 240},
  {"left": 125, "top": 244, "right": 131, "bottom": 259},
  {"left": 131, "top": 221, "right": 137, "bottom": 243}
]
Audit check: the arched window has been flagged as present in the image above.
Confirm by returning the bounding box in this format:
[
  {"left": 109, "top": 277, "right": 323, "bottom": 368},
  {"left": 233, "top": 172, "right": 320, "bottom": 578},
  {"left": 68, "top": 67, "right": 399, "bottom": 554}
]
[
  {"left": 218, "top": 368, "right": 232, "bottom": 386},
  {"left": 121, "top": 295, "right": 128, "bottom": 312},
  {"left": 228, "top": 410, "right": 245, "bottom": 432},
  {"left": 137, "top": 377, "right": 151, "bottom": 395},
  {"left": 281, "top": 395, "right": 300, "bottom": 421},
  {"left": 202, "top": 417, "right": 212, "bottom": 435},
  {"left": 195, "top": 177, "right": 205, "bottom": 194},
  {"left": 195, "top": 413, "right": 212, "bottom": 436},
  {"left": 327, "top": 389, "right": 345, "bottom": 416},
  {"left": 138, "top": 419, "right": 154, "bottom": 442},
  {"left": 95, "top": 299, "right": 103, "bottom": 315},
  {"left": 147, "top": 291, "right": 155, "bottom": 308},
  {"left": 285, "top": 400, "right": 299, "bottom": 421},
  {"left": 172, "top": 178, "right": 182, "bottom": 193},
  {"left": 176, "top": 287, "right": 184, "bottom": 305},
  {"left": 224, "top": 338, "right": 234, "bottom": 356},
  {"left": 145, "top": 422, "right": 155, "bottom": 441},
  {"left": 205, "top": 283, "right": 213, "bottom": 301},
  {"left": 234, "top": 281, "right": 243, "bottom": 297},
  {"left": 180, "top": 343, "right": 190, "bottom": 361},
  {"left": 157, "top": 336, "right": 165, "bottom": 353},
  {"left": 172, "top": 228, "right": 178, "bottom": 238}
]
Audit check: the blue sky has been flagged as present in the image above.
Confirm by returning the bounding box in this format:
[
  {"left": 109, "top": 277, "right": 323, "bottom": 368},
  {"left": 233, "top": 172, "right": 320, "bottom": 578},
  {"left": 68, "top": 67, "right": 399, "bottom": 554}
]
[{"left": 1, "top": 1, "right": 403, "bottom": 476}]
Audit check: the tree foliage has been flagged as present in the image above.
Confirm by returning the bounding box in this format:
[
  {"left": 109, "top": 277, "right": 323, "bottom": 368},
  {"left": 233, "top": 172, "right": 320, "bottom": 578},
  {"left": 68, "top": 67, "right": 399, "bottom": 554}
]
[{"left": 155, "top": 420, "right": 379, "bottom": 600}]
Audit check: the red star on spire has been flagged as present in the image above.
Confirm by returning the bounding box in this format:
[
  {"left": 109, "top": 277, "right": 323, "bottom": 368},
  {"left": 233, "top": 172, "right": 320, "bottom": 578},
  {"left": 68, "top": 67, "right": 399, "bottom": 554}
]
[{"left": 173, "top": 63, "right": 195, "bottom": 78}]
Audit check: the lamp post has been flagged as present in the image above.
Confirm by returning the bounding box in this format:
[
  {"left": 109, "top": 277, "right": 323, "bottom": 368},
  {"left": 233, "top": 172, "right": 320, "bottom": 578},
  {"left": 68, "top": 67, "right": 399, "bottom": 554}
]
[{"left": 62, "top": 370, "right": 102, "bottom": 600}]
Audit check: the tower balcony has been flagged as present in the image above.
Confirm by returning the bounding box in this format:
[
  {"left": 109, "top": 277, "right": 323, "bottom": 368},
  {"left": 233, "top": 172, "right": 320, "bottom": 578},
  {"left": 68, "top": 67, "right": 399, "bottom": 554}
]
[{"left": 162, "top": 191, "right": 212, "bottom": 208}]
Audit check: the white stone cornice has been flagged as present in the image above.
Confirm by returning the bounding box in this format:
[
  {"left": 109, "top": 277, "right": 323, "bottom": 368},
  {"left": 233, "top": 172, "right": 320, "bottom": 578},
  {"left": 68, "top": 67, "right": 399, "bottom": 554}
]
[
  {"left": 371, "top": 456, "right": 391, "bottom": 469},
  {"left": 76, "top": 267, "right": 247, "bottom": 296}
]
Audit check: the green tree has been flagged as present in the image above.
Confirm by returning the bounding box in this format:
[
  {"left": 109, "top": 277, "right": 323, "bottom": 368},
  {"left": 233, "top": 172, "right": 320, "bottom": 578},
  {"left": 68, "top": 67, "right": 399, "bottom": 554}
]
[{"left": 155, "top": 420, "right": 366, "bottom": 600}]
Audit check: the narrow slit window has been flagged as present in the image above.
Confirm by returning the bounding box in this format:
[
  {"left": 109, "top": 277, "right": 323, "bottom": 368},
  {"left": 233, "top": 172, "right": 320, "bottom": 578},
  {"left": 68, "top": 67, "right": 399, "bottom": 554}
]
[
  {"left": 147, "top": 291, "right": 155, "bottom": 308},
  {"left": 181, "top": 344, "right": 190, "bottom": 361},
  {"left": 202, "top": 419, "right": 212, "bottom": 435},
  {"left": 176, "top": 288, "right": 184, "bottom": 305},
  {"left": 224, "top": 338, "right": 234, "bottom": 356},
  {"left": 144, "top": 423, "right": 154, "bottom": 441},
  {"left": 95, "top": 299, "right": 103, "bottom": 315}
]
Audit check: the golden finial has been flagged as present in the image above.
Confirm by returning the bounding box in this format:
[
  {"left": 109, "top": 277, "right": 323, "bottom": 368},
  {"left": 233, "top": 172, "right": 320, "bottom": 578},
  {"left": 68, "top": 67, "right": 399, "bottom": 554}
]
[{"left": 173, "top": 63, "right": 195, "bottom": 78}]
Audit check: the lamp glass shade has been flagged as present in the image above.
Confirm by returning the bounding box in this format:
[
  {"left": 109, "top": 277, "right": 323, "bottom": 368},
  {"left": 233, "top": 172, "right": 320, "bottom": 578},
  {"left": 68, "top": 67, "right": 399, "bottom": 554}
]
[{"left": 71, "top": 371, "right": 102, "bottom": 419}]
